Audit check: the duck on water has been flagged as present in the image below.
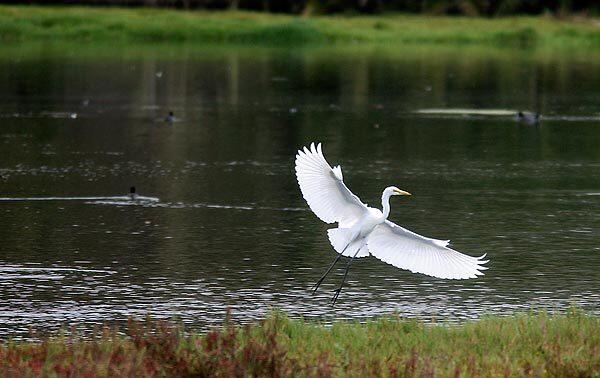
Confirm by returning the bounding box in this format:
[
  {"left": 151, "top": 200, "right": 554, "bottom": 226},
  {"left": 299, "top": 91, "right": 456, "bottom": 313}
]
[
  {"left": 516, "top": 111, "right": 540, "bottom": 125},
  {"left": 165, "top": 111, "right": 175, "bottom": 124},
  {"left": 129, "top": 186, "right": 138, "bottom": 201}
]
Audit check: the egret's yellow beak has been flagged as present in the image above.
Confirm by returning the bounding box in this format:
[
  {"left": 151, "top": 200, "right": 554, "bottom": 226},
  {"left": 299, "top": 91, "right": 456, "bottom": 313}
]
[{"left": 394, "top": 189, "right": 412, "bottom": 196}]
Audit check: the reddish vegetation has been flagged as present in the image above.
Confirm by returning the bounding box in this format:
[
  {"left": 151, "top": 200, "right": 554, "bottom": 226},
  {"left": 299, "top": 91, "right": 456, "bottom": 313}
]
[
  {"left": 1, "top": 311, "right": 598, "bottom": 377},
  {"left": 1, "top": 318, "right": 309, "bottom": 377}
]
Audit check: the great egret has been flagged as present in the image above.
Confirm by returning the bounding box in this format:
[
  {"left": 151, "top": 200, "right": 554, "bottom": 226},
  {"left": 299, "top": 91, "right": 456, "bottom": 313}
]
[{"left": 295, "top": 143, "right": 488, "bottom": 305}]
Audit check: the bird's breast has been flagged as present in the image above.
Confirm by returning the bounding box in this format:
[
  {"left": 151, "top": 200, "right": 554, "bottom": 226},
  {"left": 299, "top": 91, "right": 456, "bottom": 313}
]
[
  {"left": 367, "top": 207, "right": 384, "bottom": 221},
  {"left": 357, "top": 207, "right": 385, "bottom": 237}
]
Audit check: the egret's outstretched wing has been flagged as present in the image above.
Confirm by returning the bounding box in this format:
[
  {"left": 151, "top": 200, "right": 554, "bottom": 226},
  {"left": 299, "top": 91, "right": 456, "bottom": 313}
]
[
  {"left": 367, "top": 221, "right": 488, "bottom": 279},
  {"left": 295, "top": 143, "right": 368, "bottom": 227}
]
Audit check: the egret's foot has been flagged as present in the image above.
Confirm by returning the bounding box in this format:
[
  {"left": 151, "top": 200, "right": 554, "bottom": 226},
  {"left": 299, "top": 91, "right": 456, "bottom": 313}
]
[
  {"left": 310, "top": 282, "right": 319, "bottom": 295},
  {"left": 331, "top": 288, "right": 342, "bottom": 306}
]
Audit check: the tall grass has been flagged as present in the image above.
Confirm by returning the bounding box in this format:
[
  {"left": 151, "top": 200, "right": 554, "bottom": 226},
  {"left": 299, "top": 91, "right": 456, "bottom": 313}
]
[
  {"left": 0, "top": 5, "right": 599, "bottom": 49},
  {"left": 1, "top": 310, "right": 598, "bottom": 376}
]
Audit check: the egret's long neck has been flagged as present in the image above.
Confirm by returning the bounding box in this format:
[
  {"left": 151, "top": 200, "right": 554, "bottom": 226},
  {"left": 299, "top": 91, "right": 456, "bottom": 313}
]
[{"left": 381, "top": 192, "right": 392, "bottom": 219}]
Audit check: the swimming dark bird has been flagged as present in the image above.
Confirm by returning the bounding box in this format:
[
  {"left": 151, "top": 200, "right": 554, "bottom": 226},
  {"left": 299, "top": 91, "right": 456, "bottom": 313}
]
[
  {"left": 129, "top": 186, "right": 137, "bottom": 201},
  {"left": 165, "top": 111, "right": 175, "bottom": 123},
  {"left": 516, "top": 111, "right": 540, "bottom": 125}
]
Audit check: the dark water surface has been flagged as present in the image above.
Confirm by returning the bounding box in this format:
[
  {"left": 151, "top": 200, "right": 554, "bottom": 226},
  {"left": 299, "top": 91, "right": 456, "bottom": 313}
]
[{"left": 1, "top": 44, "right": 599, "bottom": 339}]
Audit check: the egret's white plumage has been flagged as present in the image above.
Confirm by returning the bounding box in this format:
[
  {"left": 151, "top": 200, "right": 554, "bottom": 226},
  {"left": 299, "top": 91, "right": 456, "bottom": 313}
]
[
  {"left": 295, "top": 142, "right": 488, "bottom": 292},
  {"left": 294, "top": 143, "right": 366, "bottom": 228}
]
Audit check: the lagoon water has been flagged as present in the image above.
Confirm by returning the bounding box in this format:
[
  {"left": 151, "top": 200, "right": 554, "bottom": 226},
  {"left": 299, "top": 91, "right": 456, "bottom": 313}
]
[{"left": 0, "top": 45, "right": 599, "bottom": 338}]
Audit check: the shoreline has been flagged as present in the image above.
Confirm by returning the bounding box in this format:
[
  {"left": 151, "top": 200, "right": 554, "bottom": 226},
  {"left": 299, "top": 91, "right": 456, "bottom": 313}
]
[
  {"left": 1, "top": 310, "right": 598, "bottom": 376},
  {"left": 1, "top": 5, "right": 599, "bottom": 49}
]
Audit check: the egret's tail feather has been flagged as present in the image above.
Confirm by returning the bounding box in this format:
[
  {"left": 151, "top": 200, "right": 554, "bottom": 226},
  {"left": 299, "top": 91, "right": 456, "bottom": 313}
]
[
  {"left": 327, "top": 228, "right": 369, "bottom": 258},
  {"left": 327, "top": 228, "right": 352, "bottom": 252}
]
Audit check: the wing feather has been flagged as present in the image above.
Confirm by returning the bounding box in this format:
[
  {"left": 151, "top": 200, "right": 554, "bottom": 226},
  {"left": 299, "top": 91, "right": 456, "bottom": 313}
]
[
  {"left": 295, "top": 143, "right": 367, "bottom": 227},
  {"left": 367, "top": 220, "right": 488, "bottom": 279}
]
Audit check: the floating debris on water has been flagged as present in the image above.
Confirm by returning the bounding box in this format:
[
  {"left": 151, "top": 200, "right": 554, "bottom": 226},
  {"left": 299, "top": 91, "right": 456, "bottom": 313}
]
[{"left": 414, "top": 108, "right": 515, "bottom": 116}]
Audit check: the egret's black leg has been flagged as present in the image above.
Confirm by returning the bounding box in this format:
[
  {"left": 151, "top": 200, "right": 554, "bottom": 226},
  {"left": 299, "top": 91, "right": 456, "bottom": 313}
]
[
  {"left": 331, "top": 249, "right": 360, "bottom": 306},
  {"left": 312, "top": 245, "right": 349, "bottom": 295},
  {"left": 312, "top": 253, "right": 342, "bottom": 295}
]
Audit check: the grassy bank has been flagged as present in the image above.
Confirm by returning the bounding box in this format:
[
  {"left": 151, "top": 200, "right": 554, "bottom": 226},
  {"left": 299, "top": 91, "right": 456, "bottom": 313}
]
[
  {"left": 1, "top": 311, "right": 598, "bottom": 376},
  {"left": 0, "top": 5, "right": 599, "bottom": 49}
]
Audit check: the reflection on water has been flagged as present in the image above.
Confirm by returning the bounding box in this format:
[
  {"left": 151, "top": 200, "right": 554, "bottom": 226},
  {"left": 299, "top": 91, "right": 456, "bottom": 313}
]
[
  {"left": 0, "top": 195, "right": 159, "bottom": 203},
  {"left": 0, "top": 44, "right": 599, "bottom": 339}
]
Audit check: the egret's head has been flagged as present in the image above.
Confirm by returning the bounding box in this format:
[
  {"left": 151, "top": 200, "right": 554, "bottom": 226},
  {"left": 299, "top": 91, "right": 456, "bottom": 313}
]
[{"left": 384, "top": 186, "right": 411, "bottom": 197}]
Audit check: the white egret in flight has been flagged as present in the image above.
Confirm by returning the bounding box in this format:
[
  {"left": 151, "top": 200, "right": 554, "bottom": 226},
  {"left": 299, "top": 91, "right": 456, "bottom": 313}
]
[{"left": 295, "top": 143, "right": 488, "bottom": 305}]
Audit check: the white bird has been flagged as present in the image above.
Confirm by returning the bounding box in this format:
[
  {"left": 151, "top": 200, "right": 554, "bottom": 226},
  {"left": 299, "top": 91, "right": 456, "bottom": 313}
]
[{"left": 295, "top": 143, "right": 488, "bottom": 305}]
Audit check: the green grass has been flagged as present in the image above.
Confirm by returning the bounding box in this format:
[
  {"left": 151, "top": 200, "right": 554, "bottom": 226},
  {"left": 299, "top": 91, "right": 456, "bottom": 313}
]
[
  {"left": 0, "top": 5, "right": 599, "bottom": 49},
  {"left": 1, "top": 310, "right": 598, "bottom": 376}
]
